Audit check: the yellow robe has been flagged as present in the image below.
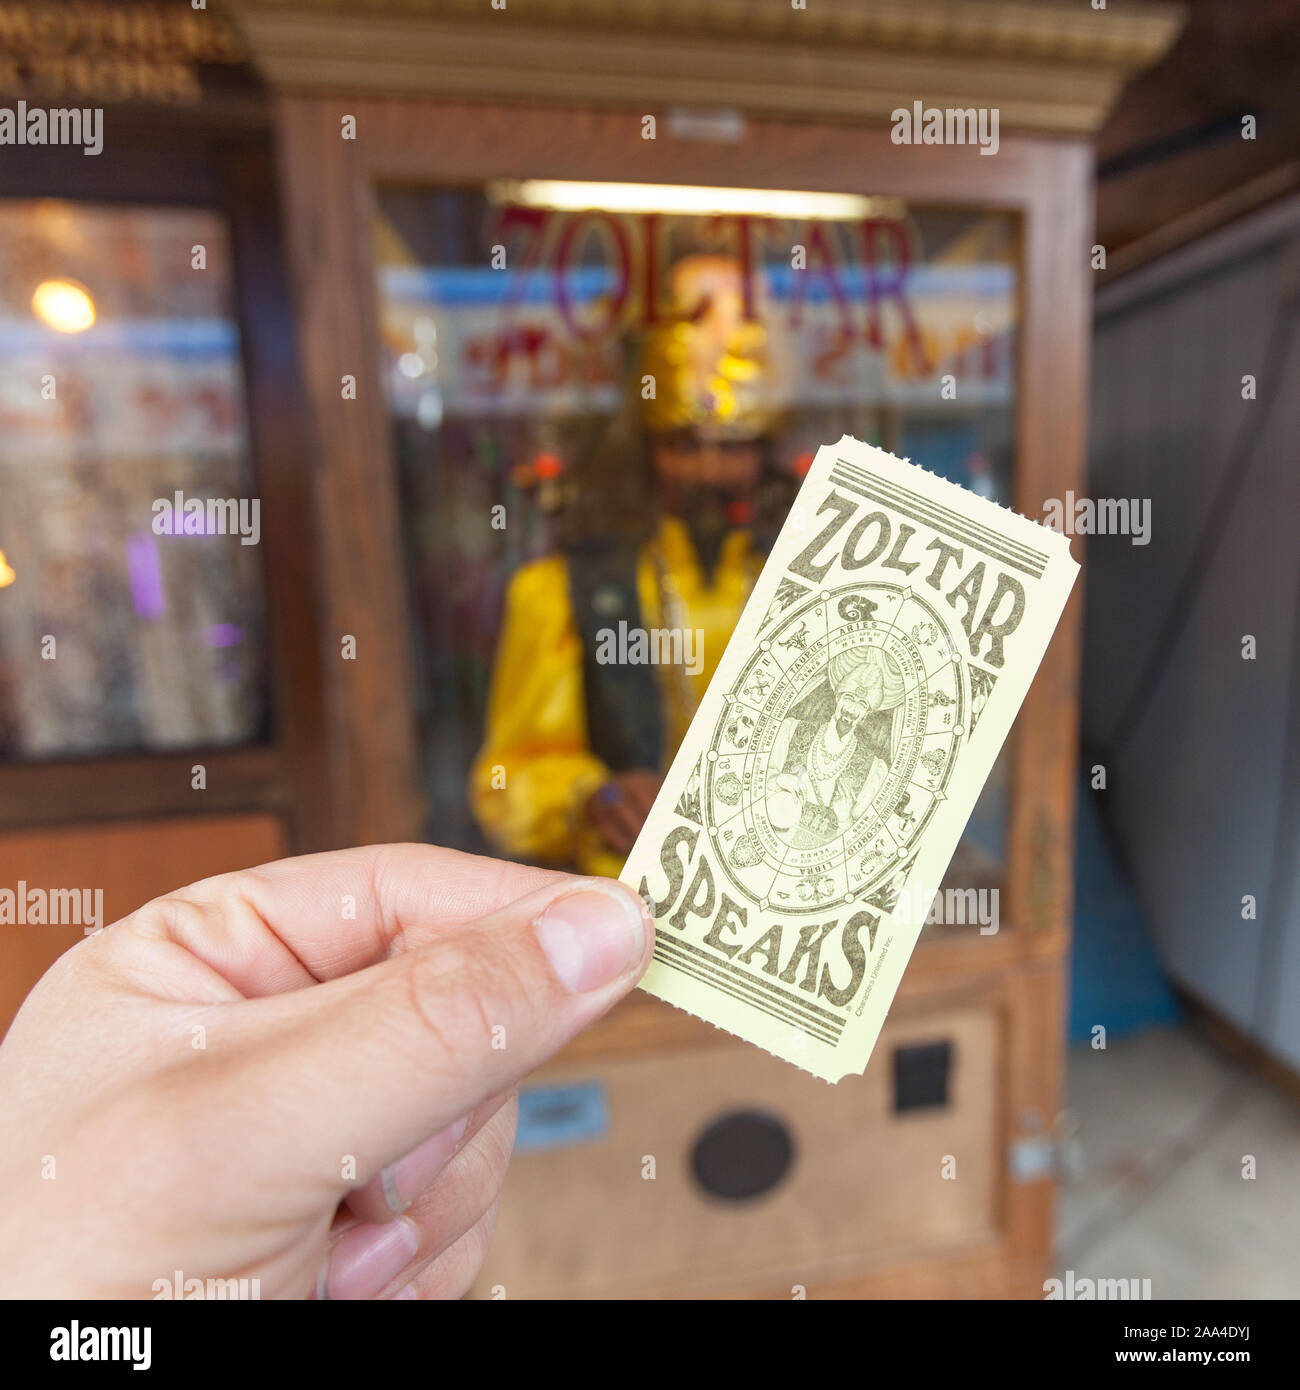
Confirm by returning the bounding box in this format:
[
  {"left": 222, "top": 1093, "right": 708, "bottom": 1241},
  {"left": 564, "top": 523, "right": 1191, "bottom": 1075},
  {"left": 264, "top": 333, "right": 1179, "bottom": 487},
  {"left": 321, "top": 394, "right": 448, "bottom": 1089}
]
[{"left": 469, "top": 517, "right": 755, "bottom": 877}]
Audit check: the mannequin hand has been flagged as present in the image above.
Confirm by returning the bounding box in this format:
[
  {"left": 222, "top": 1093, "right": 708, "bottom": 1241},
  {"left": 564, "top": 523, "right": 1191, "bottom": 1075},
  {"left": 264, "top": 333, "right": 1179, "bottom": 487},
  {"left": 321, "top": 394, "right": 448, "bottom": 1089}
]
[{"left": 583, "top": 769, "right": 664, "bottom": 856}]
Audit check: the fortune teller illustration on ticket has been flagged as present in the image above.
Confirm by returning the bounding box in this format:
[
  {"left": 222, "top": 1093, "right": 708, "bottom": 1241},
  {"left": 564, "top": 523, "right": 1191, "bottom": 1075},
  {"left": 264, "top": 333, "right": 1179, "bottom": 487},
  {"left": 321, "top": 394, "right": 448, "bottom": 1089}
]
[{"left": 764, "top": 646, "right": 904, "bottom": 849}]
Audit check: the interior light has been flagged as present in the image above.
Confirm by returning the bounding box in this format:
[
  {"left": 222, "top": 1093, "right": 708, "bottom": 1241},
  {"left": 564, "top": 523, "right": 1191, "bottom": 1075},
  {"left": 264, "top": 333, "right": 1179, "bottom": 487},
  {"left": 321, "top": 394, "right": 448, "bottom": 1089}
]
[
  {"left": 32, "top": 279, "right": 95, "bottom": 333},
  {"left": 487, "top": 180, "right": 900, "bottom": 222}
]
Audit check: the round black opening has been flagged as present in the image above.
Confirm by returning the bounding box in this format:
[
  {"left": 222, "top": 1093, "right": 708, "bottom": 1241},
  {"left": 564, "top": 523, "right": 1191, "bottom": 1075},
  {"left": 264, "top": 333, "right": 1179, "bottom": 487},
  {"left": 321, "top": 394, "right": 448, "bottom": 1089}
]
[{"left": 690, "top": 1109, "right": 795, "bottom": 1201}]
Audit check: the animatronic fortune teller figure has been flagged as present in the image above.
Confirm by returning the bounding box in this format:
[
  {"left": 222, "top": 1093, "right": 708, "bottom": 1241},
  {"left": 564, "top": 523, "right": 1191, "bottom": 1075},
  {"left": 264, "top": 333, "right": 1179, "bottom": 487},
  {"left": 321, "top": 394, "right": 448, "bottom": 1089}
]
[{"left": 469, "top": 254, "right": 793, "bottom": 877}]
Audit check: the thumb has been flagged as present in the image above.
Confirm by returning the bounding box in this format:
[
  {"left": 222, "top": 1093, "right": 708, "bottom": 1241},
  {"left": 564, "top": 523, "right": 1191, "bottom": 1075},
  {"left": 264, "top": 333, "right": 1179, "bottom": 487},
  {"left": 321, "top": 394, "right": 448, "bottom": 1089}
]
[{"left": 244, "top": 876, "right": 652, "bottom": 1187}]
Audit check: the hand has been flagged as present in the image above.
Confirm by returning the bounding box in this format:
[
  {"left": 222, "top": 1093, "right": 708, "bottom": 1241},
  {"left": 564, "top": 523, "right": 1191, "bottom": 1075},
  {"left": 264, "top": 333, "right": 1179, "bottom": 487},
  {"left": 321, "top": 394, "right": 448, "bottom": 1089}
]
[
  {"left": 583, "top": 769, "right": 664, "bottom": 857},
  {"left": 765, "top": 772, "right": 803, "bottom": 833},
  {"left": 0, "top": 844, "right": 652, "bottom": 1299}
]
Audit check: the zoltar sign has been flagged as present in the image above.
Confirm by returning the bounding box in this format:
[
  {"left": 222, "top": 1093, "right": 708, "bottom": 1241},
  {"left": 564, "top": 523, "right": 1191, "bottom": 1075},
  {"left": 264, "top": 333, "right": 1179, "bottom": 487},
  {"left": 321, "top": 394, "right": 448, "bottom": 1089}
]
[{"left": 0, "top": 1, "right": 247, "bottom": 103}]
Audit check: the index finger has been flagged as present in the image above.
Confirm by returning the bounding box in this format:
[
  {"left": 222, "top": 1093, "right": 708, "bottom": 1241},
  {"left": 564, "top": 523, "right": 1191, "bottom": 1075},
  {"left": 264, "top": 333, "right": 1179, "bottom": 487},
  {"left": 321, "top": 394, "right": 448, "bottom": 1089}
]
[{"left": 125, "top": 843, "right": 573, "bottom": 997}]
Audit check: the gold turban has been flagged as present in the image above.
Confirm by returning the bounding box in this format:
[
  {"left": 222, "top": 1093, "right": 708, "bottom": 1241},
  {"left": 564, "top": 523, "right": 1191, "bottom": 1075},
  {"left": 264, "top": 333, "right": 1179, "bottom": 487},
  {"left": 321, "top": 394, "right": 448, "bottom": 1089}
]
[{"left": 639, "top": 254, "right": 776, "bottom": 440}]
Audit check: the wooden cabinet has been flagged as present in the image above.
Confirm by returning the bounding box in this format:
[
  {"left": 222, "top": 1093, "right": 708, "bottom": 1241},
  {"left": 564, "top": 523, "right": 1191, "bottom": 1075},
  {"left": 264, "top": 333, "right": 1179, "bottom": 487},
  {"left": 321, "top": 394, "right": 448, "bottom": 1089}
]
[
  {"left": 260, "top": 101, "right": 1097, "bottom": 1297},
  {"left": 246, "top": 0, "right": 1179, "bottom": 1302},
  {"left": 0, "top": 0, "right": 1181, "bottom": 1295}
]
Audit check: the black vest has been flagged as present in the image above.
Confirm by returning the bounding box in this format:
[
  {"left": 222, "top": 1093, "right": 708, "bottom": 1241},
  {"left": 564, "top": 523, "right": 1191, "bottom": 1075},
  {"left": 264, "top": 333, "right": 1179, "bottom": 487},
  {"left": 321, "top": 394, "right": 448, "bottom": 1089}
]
[
  {"left": 564, "top": 527, "right": 775, "bottom": 774},
  {"left": 566, "top": 537, "right": 662, "bottom": 774}
]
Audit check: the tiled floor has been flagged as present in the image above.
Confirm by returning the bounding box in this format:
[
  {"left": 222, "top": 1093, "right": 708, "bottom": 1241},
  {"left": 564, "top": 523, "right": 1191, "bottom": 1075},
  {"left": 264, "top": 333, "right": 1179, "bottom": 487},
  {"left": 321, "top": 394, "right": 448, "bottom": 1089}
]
[{"left": 1053, "top": 1024, "right": 1300, "bottom": 1299}]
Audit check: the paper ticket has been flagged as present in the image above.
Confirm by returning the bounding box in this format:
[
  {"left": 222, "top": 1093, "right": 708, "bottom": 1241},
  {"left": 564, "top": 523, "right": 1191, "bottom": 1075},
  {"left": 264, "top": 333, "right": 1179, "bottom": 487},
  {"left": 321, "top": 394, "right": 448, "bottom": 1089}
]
[{"left": 620, "top": 436, "right": 1078, "bottom": 1082}]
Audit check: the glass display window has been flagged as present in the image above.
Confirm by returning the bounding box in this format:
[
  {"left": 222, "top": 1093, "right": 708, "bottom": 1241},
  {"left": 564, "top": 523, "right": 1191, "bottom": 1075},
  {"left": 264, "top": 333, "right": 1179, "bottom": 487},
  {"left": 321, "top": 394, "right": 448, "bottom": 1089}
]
[
  {"left": 0, "top": 200, "right": 268, "bottom": 760},
  {"left": 373, "top": 182, "right": 1017, "bottom": 890}
]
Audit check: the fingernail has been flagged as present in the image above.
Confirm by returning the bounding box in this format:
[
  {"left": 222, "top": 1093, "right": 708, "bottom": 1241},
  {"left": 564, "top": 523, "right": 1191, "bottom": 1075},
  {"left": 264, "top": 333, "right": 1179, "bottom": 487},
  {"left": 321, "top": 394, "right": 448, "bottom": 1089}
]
[
  {"left": 324, "top": 1216, "right": 420, "bottom": 1300},
  {"left": 381, "top": 1114, "right": 472, "bottom": 1214},
  {"left": 534, "top": 881, "right": 649, "bottom": 992},
  {"left": 393, "top": 1283, "right": 418, "bottom": 1300}
]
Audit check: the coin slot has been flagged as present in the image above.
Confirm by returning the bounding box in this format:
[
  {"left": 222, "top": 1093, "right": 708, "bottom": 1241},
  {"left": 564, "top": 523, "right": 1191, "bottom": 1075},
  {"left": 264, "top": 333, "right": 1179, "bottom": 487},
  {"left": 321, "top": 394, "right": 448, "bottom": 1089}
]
[{"left": 690, "top": 1109, "right": 795, "bottom": 1201}]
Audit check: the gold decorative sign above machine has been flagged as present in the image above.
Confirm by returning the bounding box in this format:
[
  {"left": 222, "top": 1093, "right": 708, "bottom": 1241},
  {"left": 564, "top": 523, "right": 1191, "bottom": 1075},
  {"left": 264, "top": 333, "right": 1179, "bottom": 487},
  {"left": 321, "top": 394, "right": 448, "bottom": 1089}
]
[{"left": 0, "top": 2, "right": 247, "bottom": 104}]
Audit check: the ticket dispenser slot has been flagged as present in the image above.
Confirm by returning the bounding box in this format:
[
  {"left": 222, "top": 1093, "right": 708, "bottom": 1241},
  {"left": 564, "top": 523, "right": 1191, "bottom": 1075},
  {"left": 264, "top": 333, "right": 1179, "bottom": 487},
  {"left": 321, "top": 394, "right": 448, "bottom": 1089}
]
[{"left": 893, "top": 1040, "right": 953, "bottom": 1113}]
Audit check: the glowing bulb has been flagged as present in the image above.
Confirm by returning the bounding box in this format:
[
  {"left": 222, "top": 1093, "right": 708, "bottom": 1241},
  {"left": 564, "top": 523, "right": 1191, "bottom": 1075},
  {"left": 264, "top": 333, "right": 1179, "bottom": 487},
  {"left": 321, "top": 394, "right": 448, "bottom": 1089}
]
[
  {"left": 32, "top": 279, "right": 95, "bottom": 333},
  {"left": 488, "top": 180, "right": 900, "bottom": 222},
  {"left": 0, "top": 550, "right": 15, "bottom": 589}
]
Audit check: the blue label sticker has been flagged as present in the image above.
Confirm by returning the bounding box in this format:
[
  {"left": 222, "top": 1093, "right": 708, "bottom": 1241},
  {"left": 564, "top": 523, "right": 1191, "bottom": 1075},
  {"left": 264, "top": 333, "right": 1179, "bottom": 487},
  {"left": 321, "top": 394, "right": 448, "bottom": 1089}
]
[{"left": 515, "top": 1081, "right": 608, "bottom": 1153}]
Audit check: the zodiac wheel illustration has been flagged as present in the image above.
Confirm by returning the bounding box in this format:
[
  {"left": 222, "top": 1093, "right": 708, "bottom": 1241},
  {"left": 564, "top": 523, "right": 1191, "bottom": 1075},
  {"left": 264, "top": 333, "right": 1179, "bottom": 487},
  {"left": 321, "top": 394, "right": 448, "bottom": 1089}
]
[{"left": 703, "top": 581, "right": 966, "bottom": 913}]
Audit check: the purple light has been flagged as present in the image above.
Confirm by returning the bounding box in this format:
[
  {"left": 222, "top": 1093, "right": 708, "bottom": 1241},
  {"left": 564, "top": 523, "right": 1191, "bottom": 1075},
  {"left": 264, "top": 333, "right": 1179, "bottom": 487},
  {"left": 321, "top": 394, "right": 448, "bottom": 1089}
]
[
  {"left": 203, "top": 623, "right": 244, "bottom": 648},
  {"left": 125, "top": 533, "right": 165, "bottom": 619}
]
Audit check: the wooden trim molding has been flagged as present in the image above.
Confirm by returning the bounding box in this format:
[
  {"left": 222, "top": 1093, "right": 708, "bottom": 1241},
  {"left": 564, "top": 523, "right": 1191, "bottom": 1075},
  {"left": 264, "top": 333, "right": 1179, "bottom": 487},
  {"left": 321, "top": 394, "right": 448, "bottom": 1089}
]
[
  {"left": 0, "top": 748, "right": 287, "bottom": 831},
  {"left": 1102, "top": 162, "right": 1300, "bottom": 283},
  {"left": 224, "top": 0, "right": 1184, "bottom": 135},
  {"left": 1098, "top": 183, "right": 1300, "bottom": 312}
]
